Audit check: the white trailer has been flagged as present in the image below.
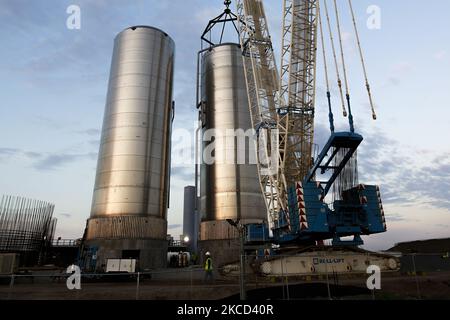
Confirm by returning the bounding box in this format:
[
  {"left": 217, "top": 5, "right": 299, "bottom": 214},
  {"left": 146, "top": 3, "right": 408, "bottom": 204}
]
[{"left": 106, "top": 259, "right": 136, "bottom": 273}]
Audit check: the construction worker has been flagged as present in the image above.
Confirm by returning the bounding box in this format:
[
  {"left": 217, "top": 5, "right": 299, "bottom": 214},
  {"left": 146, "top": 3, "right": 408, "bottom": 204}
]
[
  {"left": 178, "top": 251, "right": 183, "bottom": 268},
  {"left": 204, "top": 252, "right": 213, "bottom": 282}
]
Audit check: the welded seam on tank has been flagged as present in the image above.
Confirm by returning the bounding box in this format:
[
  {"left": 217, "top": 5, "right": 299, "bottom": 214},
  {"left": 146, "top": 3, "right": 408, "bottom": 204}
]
[
  {"left": 201, "top": 50, "right": 213, "bottom": 222},
  {"left": 155, "top": 35, "right": 167, "bottom": 220},
  {"left": 141, "top": 34, "right": 159, "bottom": 217},
  {"left": 162, "top": 64, "right": 175, "bottom": 221},
  {"left": 231, "top": 45, "right": 242, "bottom": 222}
]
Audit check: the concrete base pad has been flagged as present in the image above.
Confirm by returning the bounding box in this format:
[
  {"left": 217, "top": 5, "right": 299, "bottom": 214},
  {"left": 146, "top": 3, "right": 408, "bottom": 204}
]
[{"left": 84, "top": 238, "right": 167, "bottom": 271}]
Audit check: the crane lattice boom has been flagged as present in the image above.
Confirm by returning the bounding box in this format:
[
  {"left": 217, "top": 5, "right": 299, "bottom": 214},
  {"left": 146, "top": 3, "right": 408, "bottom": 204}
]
[
  {"left": 279, "top": 0, "right": 318, "bottom": 185},
  {"left": 237, "top": 0, "right": 318, "bottom": 226},
  {"left": 237, "top": 0, "right": 285, "bottom": 225}
]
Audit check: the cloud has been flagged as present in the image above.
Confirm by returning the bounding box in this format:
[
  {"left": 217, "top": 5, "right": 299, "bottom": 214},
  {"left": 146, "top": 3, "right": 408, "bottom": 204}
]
[
  {"left": 391, "top": 62, "right": 413, "bottom": 73},
  {"left": 0, "top": 148, "right": 21, "bottom": 158},
  {"left": 357, "top": 129, "right": 450, "bottom": 212},
  {"left": 58, "top": 213, "right": 72, "bottom": 218},
  {"left": 33, "top": 152, "right": 97, "bottom": 171},
  {"left": 16, "top": 33, "right": 110, "bottom": 88},
  {"left": 0, "top": 146, "right": 97, "bottom": 171},
  {"left": 433, "top": 50, "right": 447, "bottom": 60},
  {"left": 385, "top": 213, "right": 407, "bottom": 222},
  {"left": 33, "top": 116, "right": 80, "bottom": 131},
  {"left": 89, "top": 140, "right": 101, "bottom": 148},
  {"left": 0, "top": 1, "right": 120, "bottom": 90},
  {"left": 385, "top": 61, "right": 413, "bottom": 86},
  {"left": 24, "top": 151, "right": 43, "bottom": 158},
  {"left": 0, "top": 0, "right": 55, "bottom": 29},
  {"left": 402, "top": 156, "right": 450, "bottom": 210},
  {"left": 387, "top": 77, "right": 401, "bottom": 86},
  {"left": 168, "top": 224, "right": 182, "bottom": 230},
  {"left": 0, "top": 148, "right": 33, "bottom": 163},
  {"left": 313, "top": 123, "right": 332, "bottom": 149},
  {"left": 77, "top": 128, "right": 101, "bottom": 136},
  {"left": 171, "top": 166, "right": 195, "bottom": 182}
]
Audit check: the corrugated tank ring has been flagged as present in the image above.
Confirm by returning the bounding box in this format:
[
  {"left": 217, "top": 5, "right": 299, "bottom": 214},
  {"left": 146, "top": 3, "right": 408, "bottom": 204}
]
[
  {"left": 199, "top": 219, "right": 265, "bottom": 241},
  {"left": 86, "top": 216, "right": 167, "bottom": 240}
]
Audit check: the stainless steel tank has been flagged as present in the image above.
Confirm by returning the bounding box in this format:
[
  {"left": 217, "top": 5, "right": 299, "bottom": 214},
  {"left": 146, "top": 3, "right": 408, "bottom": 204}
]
[
  {"left": 85, "top": 26, "right": 174, "bottom": 269},
  {"left": 199, "top": 43, "right": 266, "bottom": 242}
]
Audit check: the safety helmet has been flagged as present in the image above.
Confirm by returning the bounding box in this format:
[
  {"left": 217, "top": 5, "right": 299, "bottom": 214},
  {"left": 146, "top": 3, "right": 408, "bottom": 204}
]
[{"left": 205, "top": 251, "right": 210, "bottom": 256}]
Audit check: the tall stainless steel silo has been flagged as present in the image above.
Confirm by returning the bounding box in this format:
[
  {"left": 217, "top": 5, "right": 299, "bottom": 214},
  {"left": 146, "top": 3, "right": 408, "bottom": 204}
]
[
  {"left": 198, "top": 43, "right": 266, "bottom": 266},
  {"left": 85, "top": 26, "right": 175, "bottom": 270}
]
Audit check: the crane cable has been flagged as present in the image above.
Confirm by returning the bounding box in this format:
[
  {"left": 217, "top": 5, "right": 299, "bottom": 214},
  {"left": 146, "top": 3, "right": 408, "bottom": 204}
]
[
  {"left": 318, "top": 2, "right": 334, "bottom": 133},
  {"left": 323, "top": 0, "right": 347, "bottom": 118},
  {"left": 333, "top": 0, "right": 354, "bottom": 133},
  {"left": 348, "top": 0, "right": 377, "bottom": 120}
]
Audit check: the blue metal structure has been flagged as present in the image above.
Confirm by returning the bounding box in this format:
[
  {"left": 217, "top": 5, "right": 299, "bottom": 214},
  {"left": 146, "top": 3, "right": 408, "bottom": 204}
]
[{"left": 245, "top": 131, "right": 387, "bottom": 247}]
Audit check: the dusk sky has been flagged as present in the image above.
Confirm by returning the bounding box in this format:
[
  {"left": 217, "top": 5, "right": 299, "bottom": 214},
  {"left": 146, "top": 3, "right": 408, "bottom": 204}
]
[{"left": 0, "top": 0, "right": 449, "bottom": 251}]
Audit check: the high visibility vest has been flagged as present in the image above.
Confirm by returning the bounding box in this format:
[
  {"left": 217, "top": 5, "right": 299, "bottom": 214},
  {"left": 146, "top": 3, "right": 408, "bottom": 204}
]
[{"left": 204, "top": 257, "right": 213, "bottom": 271}]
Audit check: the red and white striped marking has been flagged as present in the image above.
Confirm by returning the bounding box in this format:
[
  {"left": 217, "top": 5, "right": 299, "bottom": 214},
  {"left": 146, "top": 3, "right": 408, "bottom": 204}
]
[
  {"left": 296, "top": 181, "right": 308, "bottom": 230},
  {"left": 376, "top": 186, "right": 386, "bottom": 230}
]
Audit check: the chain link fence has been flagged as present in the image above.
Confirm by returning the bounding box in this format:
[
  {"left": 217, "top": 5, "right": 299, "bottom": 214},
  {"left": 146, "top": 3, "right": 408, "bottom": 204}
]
[{"left": 1, "top": 252, "right": 449, "bottom": 300}]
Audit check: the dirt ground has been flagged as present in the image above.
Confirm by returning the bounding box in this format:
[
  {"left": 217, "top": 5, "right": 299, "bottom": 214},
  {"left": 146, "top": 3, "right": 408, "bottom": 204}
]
[{"left": 1, "top": 271, "right": 449, "bottom": 300}]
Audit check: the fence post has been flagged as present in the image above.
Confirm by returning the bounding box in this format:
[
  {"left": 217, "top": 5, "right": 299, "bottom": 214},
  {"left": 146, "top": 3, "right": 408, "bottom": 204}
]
[
  {"left": 239, "top": 226, "right": 246, "bottom": 300},
  {"left": 369, "top": 253, "right": 375, "bottom": 301},
  {"left": 190, "top": 266, "right": 193, "bottom": 300},
  {"left": 8, "top": 274, "right": 15, "bottom": 300},
  {"left": 136, "top": 272, "right": 140, "bottom": 300},
  {"left": 280, "top": 258, "right": 285, "bottom": 300},
  {"left": 324, "top": 251, "right": 332, "bottom": 300},
  {"left": 411, "top": 254, "right": 421, "bottom": 299},
  {"left": 284, "top": 257, "right": 290, "bottom": 300},
  {"left": 255, "top": 256, "right": 259, "bottom": 289},
  {"left": 76, "top": 274, "right": 81, "bottom": 300}
]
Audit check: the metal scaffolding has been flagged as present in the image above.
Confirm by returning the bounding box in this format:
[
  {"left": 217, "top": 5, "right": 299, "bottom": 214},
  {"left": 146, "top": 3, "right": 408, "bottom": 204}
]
[{"left": 0, "top": 195, "right": 56, "bottom": 266}]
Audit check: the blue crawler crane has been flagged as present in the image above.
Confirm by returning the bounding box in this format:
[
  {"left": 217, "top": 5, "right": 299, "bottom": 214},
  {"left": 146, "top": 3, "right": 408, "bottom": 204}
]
[
  {"left": 219, "top": 0, "right": 400, "bottom": 277},
  {"left": 234, "top": 129, "right": 401, "bottom": 278}
]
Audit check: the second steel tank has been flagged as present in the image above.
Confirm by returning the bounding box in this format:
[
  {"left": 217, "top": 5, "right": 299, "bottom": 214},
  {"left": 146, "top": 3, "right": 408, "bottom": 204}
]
[{"left": 199, "top": 43, "right": 266, "bottom": 241}]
